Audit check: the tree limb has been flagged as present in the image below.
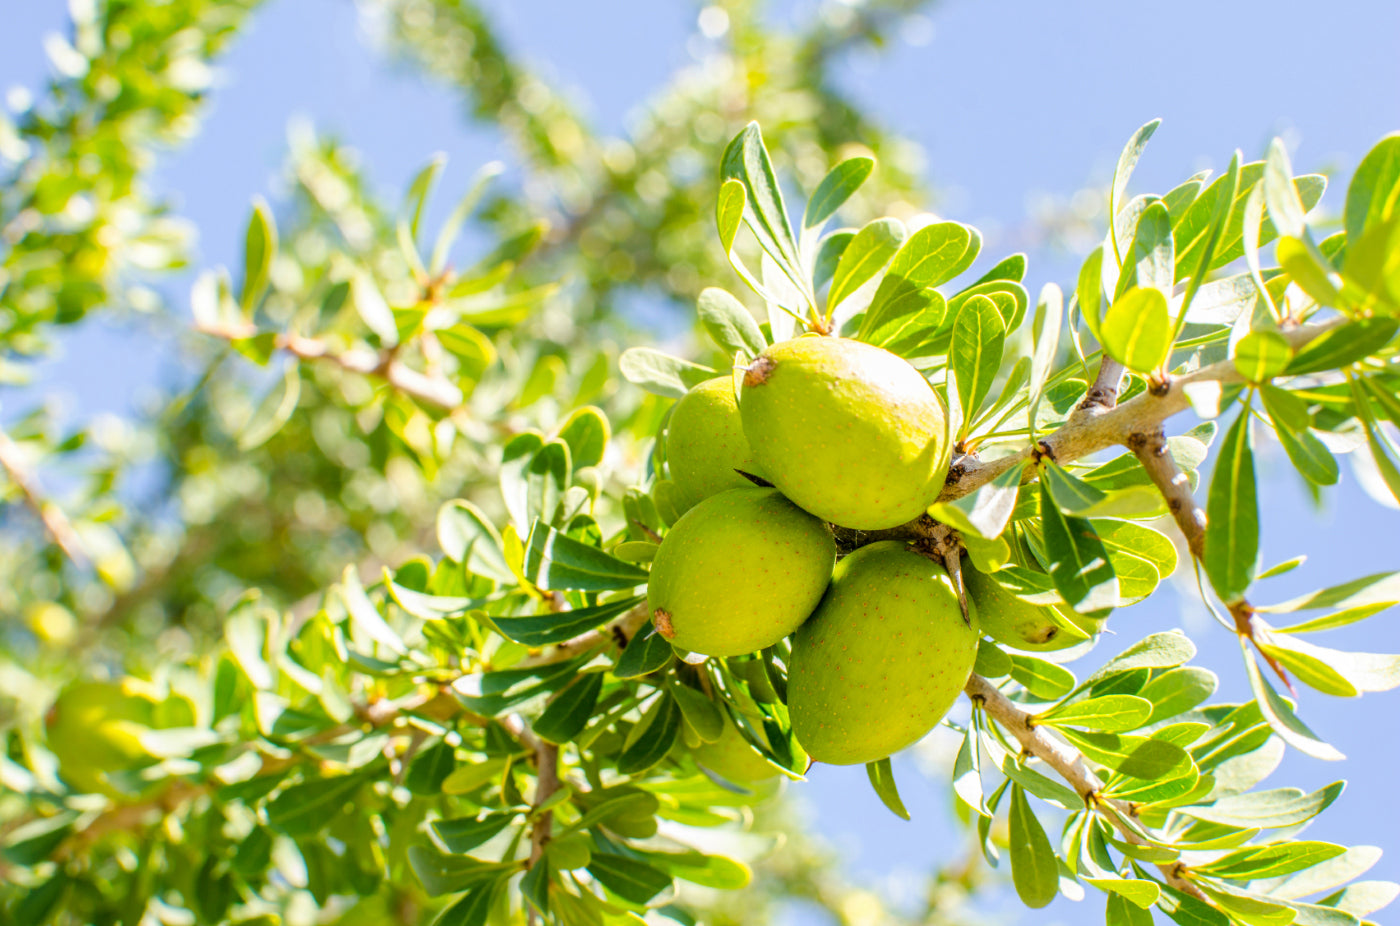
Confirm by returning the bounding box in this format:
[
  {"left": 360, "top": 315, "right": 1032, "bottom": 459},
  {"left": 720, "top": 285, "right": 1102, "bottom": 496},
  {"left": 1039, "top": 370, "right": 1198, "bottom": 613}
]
[
  {"left": 0, "top": 428, "right": 89, "bottom": 568},
  {"left": 965, "top": 673, "right": 1207, "bottom": 901}
]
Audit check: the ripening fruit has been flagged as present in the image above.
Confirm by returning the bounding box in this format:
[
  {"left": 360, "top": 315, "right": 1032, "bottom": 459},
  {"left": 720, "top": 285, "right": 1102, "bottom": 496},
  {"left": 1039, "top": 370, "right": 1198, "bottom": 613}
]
[
  {"left": 647, "top": 487, "right": 836, "bottom": 657},
  {"left": 789, "top": 541, "right": 979, "bottom": 765},
  {"left": 666, "top": 376, "right": 765, "bottom": 514},
  {"left": 46, "top": 679, "right": 156, "bottom": 796},
  {"left": 693, "top": 713, "right": 779, "bottom": 782},
  {"left": 964, "top": 566, "right": 1091, "bottom": 652},
  {"left": 738, "top": 337, "right": 949, "bottom": 530}
]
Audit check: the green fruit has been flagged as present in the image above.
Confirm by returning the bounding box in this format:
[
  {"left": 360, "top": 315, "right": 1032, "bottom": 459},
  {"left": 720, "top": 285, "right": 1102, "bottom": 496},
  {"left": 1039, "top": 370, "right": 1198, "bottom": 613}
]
[
  {"left": 46, "top": 679, "right": 156, "bottom": 796},
  {"left": 666, "top": 377, "right": 765, "bottom": 514},
  {"left": 964, "top": 566, "right": 1091, "bottom": 652},
  {"left": 693, "top": 713, "right": 779, "bottom": 782},
  {"left": 738, "top": 337, "right": 950, "bottom": 530},
  {"left": 789, "top": 541, "right": 978, "bottom": 765},
  {"left": 647, "top": 487, "right": 836, "bottom": 657}
]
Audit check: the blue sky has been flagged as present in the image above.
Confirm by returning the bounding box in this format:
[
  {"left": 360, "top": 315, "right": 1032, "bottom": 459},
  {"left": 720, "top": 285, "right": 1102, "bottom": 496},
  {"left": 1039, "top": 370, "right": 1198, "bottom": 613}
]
[{"left": 4, "top": 1, "right": 1400, "bottom": 923}]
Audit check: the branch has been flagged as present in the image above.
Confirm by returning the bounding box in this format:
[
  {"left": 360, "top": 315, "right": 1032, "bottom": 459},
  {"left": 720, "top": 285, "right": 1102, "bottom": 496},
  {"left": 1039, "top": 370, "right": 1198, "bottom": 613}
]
[
  {"left": 1127, "top": 427, "right": 1204, "bottom": 559},
  {"left": 0, "top": 428, "right": 89, "bottom": 568},
  {"left": 197, "top": 324, "right": 463, "bottom": 411},
  {"left": 514, "top": 604, "right": 651, "bottom": 669},
  {"left": 965, "top": 673, "right": 1207, "bottom": 902},
  {"left": 939, "top": 316, "right": 1348, "bottom": 504},
  {"left": 528, "top": 740, "right": 560, "bottom": 866},
  {"left": 1078, "top": 357, "right": 1125, "bottom": 411}
]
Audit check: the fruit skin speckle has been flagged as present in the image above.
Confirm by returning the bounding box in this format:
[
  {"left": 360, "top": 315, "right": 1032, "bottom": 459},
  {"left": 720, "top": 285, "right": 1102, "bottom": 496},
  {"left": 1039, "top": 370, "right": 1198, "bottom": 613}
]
[
  {"left": 738, "top": 337, "right": 949, "bottom": 531},
  {"left": 646, "top": 487, "right": 836, "bottom": 657},
  {"left": 788, "top": 541, "right": 979, "bottom": 766}
]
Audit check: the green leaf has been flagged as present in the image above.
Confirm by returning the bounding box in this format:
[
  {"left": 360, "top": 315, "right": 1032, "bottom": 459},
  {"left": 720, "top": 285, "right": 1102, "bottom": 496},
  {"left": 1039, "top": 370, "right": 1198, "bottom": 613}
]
[
  {"left": 1040, "top": 463, "right": 1110, "bottom": 517},
  {"left": 1285, "top": 319, "right": 1398, "bottom": 375},
  {"left": 587, "top": 853, "right": 673, "bottom": 905},
  {"left": 618, "top": 348, "right": 716, "bottom": 399},
  {"left": 1086, "top": 632, "right": 1197, "bottom": 687},
  {"left": 618, "top": 693, "right": 681, "bottom": 775},
  {"left": 1141, "top": 667, "right": 1218, "bottom": 722},
  {"left": 339, "top": 567, "right": 407, "bottom": 656},
  {"left": 813, "top": 229, "right": 855, "bottom": 290},
  {"left": 950, "top": 294, "right": 1007, "bottom": 434},
  {"left": 493, "top": 599, "right": 643, "bottom": 649},
  {"left": 1204, "top": 403, "right": 1259, "bottom": 603},
  {"left": 1110, "top": 120, "right": 1163, "bottom": 264},
  {"left": 405, "top": 741, "right": 458, "bottom": 796},
  {"left": 1090, "top": 879, "right": 1161, "bottom": 910},
  {"left": 1264, "top": 634, "right": 1400, "bottom": 693},
  {"left": 1278, "top": 235, "right": 1341, "bottom": 307},
  {"left": 1235, "top": 331, "right": 1293, "bottom": 383},
  {"left": 534, "top": 671, "right": 605, "bottom": 744},
  {"left": 952, "top": 723, "right": 986, "bottom": 813},
  {"left": 1117, "top": 200, "right": 1174, "bottom": 298},
  {"left": 614, "top": 624, "right": 674, "bottom": 679},
  {"left": 555, "top": 407, "right": 610, "bottom": 472},
  {"left": 1344, "top": 133, "right": 1400, "bottom": 242},
  {"left": 1198, "top": 842, "right": 1346, "bottom": 880},
  {"left": 437, "top": 500, "right": 513, "bottom": 584},
  {"left": 523, "top": 522, "right": 649, "bottom": 592},
  {"left": 827, "top": 217, "right": 906, "bottom": 316},
  {"left": 2, "top": 813, "right": 77, "bottom": 866},
  {"left": 238, "top": 362, "right": 300, "bottom": 451},
  {"left": 1319, "top": 881, "right": 1398, "bottom": 918},
  {"left": 928, "top": 462, "right": 1023, "bottom": 539},
  {"left": 1077, "top": 245, "right": 1107, "bottom": 341},
  {"left": 1038, "top": 695, "right": 1153, "bottom": 733},
  {"left": 1106, "top": 891, "right": 1156, "bottom": 926},
  {"left": 999, "top": 757, "right": 1080, "bottom": 810},
  {"left": 697, "top": 288, "right": 766, "bottom": 359},
  {"left": 721, "top": 123, "right": 804, "bottom": 291},
  {"left": 1259, "top": 641, "right": 1358, "bottom": 698},
  {"left": 410, "top": 846, "right": 515, "bottom": 897},
  {"left": 1039, "top": 479, "right": 1119, "bottom": 614},
  {"left": 1243, "top": 643, "right": 1345, "bottom": 761},
  {"left": 1101, "top": 287, "right": 1172, "bottom": 373},
  {"left": 351, "top": 271, "right": 398, "bottom": 346},
  {"left": 804, "top": 156, "right": 875, "bottom": 229},
  {"left": 1008, "top": 784, "right": 1059, "bottom": 909},
  {"left": 1010, "top": 653, "right": 1077, "bottom": 700},
  {"left": 1262, "top": 389, "right": 1339, "bottom": 486},
  {"left": 265, "top": 773, "right": 365, "bottom": 835},
  {"left": 881, "top": 220, "right": 978, "bottom": 289},
  {"left": 525, "top": 440, "right": 569, "bottom": 526},
  {"left": 865, "top": 757, "right": 911, "bottom": 821},
  {"left": 1263, "top": 139, "right": 1308, "bottom": 240},
  {"left": 241, "top": 197, "right": 276, "bottom": 311},
  {"left": 670, "top": 684, "right": 723, "bottom": 743},
  {"left": 1256, "top": 571, "right": 1400, "bottom": 615},
  {"left": 1028, "top": 283, "right": 1064, "bottom": 431},
  {"left": 431, "top": 813, "right": 518, "bottom": 855}
]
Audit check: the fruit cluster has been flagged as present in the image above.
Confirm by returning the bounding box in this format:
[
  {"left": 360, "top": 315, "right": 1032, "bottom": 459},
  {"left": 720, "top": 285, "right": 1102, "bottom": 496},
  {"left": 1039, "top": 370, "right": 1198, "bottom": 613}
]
[{"left": 647, "top": 334, "right": 994, "bottom": 770}]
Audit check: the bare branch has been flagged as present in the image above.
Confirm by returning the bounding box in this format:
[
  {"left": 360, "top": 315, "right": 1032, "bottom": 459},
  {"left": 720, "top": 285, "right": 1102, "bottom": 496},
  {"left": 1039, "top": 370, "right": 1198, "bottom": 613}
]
[
  {"left": 529, "top": 740, "right": 560, "bottom": 866},
  {"left": 1078, "top": 357, "right": 1126, "bottom": 411},
  {"left": 940, "top": 316, "right": 1348, "bottom": 504},
  {"left": 965, "top": 673, "right": 1208, "bottom": 902},
  {"left": 0, "top": 428, "right": 89, "bottom": 568},
  {"left": 1127, "top": 427, "right": 1204, "bottom": 558},
  {"left": 198, "top": 324, "right": 463, "bottom": 410}
]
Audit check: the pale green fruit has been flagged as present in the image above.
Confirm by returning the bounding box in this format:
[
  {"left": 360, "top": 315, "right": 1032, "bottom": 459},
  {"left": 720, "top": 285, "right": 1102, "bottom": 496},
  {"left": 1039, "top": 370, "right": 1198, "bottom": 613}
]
[
  {"left": 964, "top": 566, "right": 1093, "bottom": 652},
  {"left": 789, "top": 541, "right": 978, "bottom": 765},
  {"left": 46, "top": 679, "right": 156, "bottom": 796},
  {"left": 693, "top": 714, "right": 779, "bottom": 782},
  {"left": 647, "top": 487, "right": 836, "bottom": 657},
  {"left": 738, "top": 337, "right": 949, "bottom": 530},
  {"left": 666, "top": 377, "right": 765, "bottom": 514}
]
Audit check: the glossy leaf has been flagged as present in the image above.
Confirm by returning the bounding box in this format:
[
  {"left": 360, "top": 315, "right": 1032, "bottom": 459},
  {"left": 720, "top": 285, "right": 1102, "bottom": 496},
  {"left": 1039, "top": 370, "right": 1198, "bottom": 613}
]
[
  {"left": 1204, "top": 404, "right": 1259, "bottom": 603},
  {"left": 1039, "top": 479, "right": 1119, "bottom": 614},
  {"left": 804, "top": 155, "right": 874, "bottom": 229},
  {"left": 523, "top": 523, "right": 649, "bottom": 592},
  {"left": 951, "top": 294, "right": 1006, "bottom": 435},
  {"left": 1101, "top": 286, "right": 1172, "bottom": 373},
  {"left": 619, "top": 348, "right": 717, "bottom": 398},
  {"left": 866, "top": 757, "right": 911, "bottom": 821},
  {"left": 827, "top": 217, "right": 906, "bottom": 314},
  {"left": 1008, "top": 784, "right": 1059, "bottom": 908}
]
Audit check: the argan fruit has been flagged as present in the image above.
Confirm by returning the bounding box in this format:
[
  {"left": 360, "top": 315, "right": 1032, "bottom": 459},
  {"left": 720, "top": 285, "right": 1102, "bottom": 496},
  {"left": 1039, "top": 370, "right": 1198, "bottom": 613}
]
[
  {"left": 789, "top": 541, "right": 978, "bottom": 765},
  {"left": 964, "top": 566, "right": 1092, "bottom": 652},
  {"left": 666, "top": 376, "right": 765, "bottom": 514},
  {"left": 46, "top": 679, "right": 156, "bottom": 796},
  {"left": 693, "top": 713, "right": 779, "bottom": 782},
  {"left": 738, "top": 337, "right": 949, "bottom": 530},
  {"left": 647, "top": 487, "right": 836, "bottom": 657}
]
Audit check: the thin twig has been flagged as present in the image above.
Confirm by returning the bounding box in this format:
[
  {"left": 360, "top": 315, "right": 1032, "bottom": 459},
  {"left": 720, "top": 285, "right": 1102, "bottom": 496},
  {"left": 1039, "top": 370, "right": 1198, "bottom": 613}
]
[
  {"left": 1127, "top": 427, "right": 1204, "bottom": 559},
  {"left": 939, "top": 316, "right": 1349, "bottom": 504},
  {"left": 529, "top": 741, "right": 560, "bottom": 866},
  {"left": 965, "top": 673, "right": 1208, "bottom": 902},
  {"left": 197, "top": 324, "right": 463, "bottom": 410},
  {"left": 0, "top": 429, "right": 89, "bottom": 568},
  {"left": 1078, "top": 357, "right": 1125, "bottom": 411}
]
